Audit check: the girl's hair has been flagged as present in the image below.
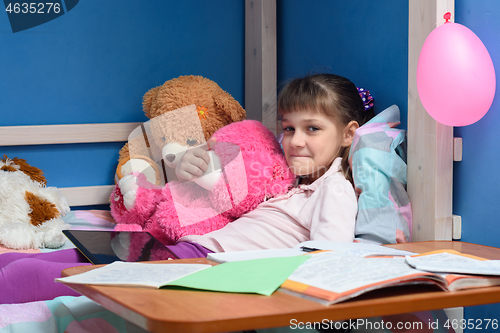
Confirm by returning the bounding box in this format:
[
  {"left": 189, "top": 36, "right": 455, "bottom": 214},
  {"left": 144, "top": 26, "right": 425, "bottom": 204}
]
[{"left": 277, "top": 73, "right": 375, "bottom": 184}]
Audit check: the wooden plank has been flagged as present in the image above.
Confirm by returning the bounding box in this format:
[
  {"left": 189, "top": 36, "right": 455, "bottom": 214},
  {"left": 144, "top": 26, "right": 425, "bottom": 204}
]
[
  {"left": 408, "top": 0, "right": 455, "bottom": 241},
  {"left": 453, "top": 137, "right": 463, "bottom": 161},
  {"left": 452, "top": 214, "right": 462, "bottom": 240},
  {"left": 0, "top": 122, "right": 142, "bottom": 146},
  {"left": 245, "top": 0, "right": 262, "bottom": 123},
  {"left": 245, "top": 0, "right": 277, "bottom": 134},
  {"left": 59, "top": 185, "right": 114, "bottom": 207}
]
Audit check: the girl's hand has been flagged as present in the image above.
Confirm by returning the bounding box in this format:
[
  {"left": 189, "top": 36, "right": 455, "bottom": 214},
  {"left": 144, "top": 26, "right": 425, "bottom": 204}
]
[{"left": 175, "top": 138, "right": 216, "bottom": 182}]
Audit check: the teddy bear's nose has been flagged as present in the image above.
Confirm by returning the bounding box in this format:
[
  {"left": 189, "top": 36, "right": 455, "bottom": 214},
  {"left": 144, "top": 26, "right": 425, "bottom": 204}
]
[
  {"left": 165, "top": 154, "right": 176, "bottom": 163},
  {"left": 187, "top": 139, "right": 197, "bottom": 146}
]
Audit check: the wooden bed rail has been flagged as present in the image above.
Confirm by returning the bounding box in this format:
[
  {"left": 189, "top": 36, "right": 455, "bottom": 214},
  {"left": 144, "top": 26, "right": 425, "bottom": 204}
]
[
  {"left": 0, "top": 123, "right": 141, "bottom": 146},
  {"left": 407, "top": 0, "right": 454, "bottom": 241},
  {"left": 0, "top": 122, "right": 141, "bottom": 207}
]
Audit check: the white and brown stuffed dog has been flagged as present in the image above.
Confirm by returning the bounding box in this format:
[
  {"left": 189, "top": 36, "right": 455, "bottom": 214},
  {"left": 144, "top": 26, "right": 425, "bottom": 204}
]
[{"left": 0, "top": 156, "right": 70, "bottom": 249}]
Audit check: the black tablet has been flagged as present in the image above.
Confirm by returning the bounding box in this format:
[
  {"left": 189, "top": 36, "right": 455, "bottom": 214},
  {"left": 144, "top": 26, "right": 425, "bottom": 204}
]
[{"left": 63, "top": 230, "right": 178, "bottom": 265}]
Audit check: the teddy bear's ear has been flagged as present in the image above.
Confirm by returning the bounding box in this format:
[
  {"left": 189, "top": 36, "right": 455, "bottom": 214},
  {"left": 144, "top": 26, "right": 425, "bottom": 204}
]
[
  {"left": 213, "top": 90, "right": 246, "bottom": 123},
  {"left": 143, "top": 86, "right": 161, "bottom": 119},
  {"left": 10, "top": 157, "right": 47, "bottom": 185},
  {"left": 118, "top": 142, "right": 130, "bottom": 162}
]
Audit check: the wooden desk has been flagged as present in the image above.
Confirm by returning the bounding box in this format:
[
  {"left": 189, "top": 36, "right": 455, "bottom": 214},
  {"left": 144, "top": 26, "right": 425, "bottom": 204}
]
[{"left": 61, "top": 241, "right": 500, "bottom": 333}]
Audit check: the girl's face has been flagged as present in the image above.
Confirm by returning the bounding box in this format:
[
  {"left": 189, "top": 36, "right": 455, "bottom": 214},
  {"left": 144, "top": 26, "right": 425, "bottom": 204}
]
[{"left": 281, "top": 109, "right": 358, "bottom": 184}]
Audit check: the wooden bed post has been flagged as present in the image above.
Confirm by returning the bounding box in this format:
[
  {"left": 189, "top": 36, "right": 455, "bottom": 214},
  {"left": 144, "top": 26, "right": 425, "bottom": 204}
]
[
  {"left": 408, "top": 0, "right": 455, "bottom": 241},
  {"left": 245, "top": 0, "right": 278, "bottom": 134}
]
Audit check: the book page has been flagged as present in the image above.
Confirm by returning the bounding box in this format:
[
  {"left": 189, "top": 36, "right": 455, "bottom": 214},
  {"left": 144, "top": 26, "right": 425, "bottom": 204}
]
[
  {"left": 207, "top": 241, "right": 416, "bottom": 263},
  {"left": 406, "top": 252, "right": 500, "bottom": 275},
  {"left": 444, "top": 273, "right": 500, "bottom": 291},
  {"left": 287, "top": 252, "right": 424, "bottom": 294},
  {"left": 207, "top": 248, "right": 305, "bottom": 263},
  {"left": 56, "top": 262, "right": 211, "bottom": 288},
  {"left": 294, "top": 240, "right": 416, "bottom": 257}
]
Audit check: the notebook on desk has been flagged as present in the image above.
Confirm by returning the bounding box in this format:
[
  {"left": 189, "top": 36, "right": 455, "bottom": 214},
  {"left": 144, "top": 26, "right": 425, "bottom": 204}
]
[{"left": 63, "top": 230, "right": 178, "bottom": 264}]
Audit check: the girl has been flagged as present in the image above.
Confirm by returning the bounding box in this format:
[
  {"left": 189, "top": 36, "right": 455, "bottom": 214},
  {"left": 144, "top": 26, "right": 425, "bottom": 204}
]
[
  {"left": 0, "top": 73, "right": 375, "bottom": 303},
  {"left": 174, "top": 73, "right": 375, "bottom": 254}
]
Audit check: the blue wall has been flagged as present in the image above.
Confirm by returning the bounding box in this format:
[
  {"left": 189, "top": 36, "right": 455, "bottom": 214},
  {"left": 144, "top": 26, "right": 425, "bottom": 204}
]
[
  {"left": 0, "top": 0, "right": 244, "bottom": 192},
  {"left": 454, "top": 0, "right": 500, "bottom": 251},
  {"left": 277, "top": 0, "right": 409, "bottom": 128},
  {"left": 454, "top": 0, "right": 500, "bottom": 328}
]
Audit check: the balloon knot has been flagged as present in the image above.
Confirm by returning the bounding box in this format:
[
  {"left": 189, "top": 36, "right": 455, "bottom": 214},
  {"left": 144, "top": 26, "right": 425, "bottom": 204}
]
[{"left": 444, "top": 12, "right": 451, "bottom": 23}]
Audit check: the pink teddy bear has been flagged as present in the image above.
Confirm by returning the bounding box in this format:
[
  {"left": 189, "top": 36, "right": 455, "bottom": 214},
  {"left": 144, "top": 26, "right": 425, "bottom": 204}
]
[{"left": 110, "top": 120, "right": 296, "bottom": 246}]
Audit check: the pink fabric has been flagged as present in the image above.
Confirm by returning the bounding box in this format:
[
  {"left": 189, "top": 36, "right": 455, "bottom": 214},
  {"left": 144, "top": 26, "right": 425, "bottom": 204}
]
[
  {"left": 74, "top": 210, "right": 115, "bottom": 224},
  {"left": 350, "top": 121, "right": 401, "bottom": 150},
  {"left": 0, "top": 245, "right": 41, "bottom": 254},
  {"left": 0, "top": 302, "right": 52, "bottom": 328},
  {"left": 181, "top": 158, "right": 357, "bottom": 252}
]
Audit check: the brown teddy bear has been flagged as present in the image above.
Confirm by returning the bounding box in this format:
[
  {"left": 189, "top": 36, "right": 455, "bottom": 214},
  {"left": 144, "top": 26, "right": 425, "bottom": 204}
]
[
  {"left": 109, "top": 75, "right": 296, "bottom": 247},
  {"left": 115, "top": 75, "right": 246, "bottom": 186}
]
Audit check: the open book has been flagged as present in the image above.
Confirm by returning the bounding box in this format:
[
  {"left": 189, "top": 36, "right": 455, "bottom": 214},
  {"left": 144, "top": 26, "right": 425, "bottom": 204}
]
[
  {"left": 56, "top": 255, "right": 309, "bottom": 296},
  {"left": 280, "top": 250, "right": 500, "bottom": 305}
]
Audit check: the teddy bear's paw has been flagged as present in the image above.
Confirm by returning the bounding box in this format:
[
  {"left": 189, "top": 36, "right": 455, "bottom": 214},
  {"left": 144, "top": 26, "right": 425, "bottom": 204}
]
[
  {"left": 119, "top": 175, "right": 139, "bottom": 210},
  {"left": 119, "top": 174, "right": 139, "bottom": 193},
  {"left": 123, "top": 191, "right": 137, "bottom": 211}
]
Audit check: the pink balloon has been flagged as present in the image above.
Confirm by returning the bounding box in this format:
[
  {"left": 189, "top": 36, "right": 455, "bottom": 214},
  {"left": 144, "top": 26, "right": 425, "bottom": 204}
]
[{"left": 417, "top": 22, "right": 496, "bottom": 126}]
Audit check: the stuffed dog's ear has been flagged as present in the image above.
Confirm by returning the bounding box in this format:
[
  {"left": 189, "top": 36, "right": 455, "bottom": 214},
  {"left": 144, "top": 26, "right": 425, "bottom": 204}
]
[
  {"left": 0, "top": 155, "right": 18, "bottom": 172},
  {"left": 143, "top": 86, "right": 161, "bottom": 119},
  {"left": 9, "top": 157, "right": 47, "bottom": 185},
  {"left": 213, "top": 89, "right": 246, "bottom": 123}
]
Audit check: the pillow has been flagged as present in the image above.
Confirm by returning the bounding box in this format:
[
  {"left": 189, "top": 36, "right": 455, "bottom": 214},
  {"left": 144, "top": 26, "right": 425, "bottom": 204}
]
[{"left": 349, "top": 105, "right": 412, "bottom": 244}]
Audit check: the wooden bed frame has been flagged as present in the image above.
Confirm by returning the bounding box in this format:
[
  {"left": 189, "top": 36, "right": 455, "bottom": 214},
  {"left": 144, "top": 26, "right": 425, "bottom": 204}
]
[
  {"left": 0, "top": 0, "right": 456, "bottom": 243},
  {"left": 0, "top": 123, "right": 140, "bottom": 207}
]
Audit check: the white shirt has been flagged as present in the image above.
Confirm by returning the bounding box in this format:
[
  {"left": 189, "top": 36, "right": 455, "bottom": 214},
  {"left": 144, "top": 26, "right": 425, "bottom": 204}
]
[{"left": 179, "top": 157, "right": 357, "bottom": 252}]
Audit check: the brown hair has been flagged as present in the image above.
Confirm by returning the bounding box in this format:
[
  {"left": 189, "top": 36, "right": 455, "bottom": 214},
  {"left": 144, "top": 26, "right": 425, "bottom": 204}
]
[{"left": 277, "top": 74, "right": 374, "bottom": 183}]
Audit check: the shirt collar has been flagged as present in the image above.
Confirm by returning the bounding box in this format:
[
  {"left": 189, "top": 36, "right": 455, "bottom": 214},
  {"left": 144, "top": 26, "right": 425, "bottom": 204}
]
[{"left": 296, "top": 157, "right": 343, "bottom": 192}]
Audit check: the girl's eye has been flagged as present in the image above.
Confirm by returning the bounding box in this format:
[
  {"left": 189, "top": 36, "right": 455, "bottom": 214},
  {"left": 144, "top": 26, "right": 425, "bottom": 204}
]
[
  {"left": 308, "top": 126, "right": 319, "bottom": 132},
  {"left": 283, "top": 126, "right": 294, "bottom": 132}
]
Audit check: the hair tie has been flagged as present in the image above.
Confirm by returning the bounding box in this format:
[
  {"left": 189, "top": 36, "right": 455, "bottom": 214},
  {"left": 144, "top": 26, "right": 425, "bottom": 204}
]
[{"left": 357, "top": 87, "right": 374, "bottom": 111}]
